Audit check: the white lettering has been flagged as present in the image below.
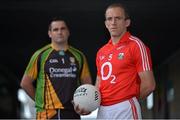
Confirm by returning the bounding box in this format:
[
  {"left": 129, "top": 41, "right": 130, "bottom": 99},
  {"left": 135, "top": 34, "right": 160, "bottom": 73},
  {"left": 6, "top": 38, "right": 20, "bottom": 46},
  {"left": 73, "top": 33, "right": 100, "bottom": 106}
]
[
  {"left": 49, "top": 59, "right": 58, "bottom": 63},
  {"left": 49, "top": 67, "right": 77, "bottom": 78},
  {"left": 101, "top": 62, "right": 112, "bottom": 80},
  {"left": 101, "top": 62, "right": 117, "bottom": 84}
]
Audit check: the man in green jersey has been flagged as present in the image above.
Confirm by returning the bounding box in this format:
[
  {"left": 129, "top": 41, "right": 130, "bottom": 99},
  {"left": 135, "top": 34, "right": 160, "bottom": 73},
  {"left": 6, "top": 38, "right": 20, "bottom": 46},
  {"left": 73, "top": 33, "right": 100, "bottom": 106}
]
[{"left": 20, "top": 17, "right": 92, "bottom": 119}]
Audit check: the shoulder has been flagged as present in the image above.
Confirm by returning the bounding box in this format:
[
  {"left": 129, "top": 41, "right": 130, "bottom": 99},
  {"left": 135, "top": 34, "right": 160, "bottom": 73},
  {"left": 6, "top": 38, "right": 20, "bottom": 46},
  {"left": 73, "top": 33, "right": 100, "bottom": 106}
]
[
  {"left": 68, "top": 46, "right": 85, "bottom": 57},
  {"left": 31, "top": 44, "right": 52, "bottom": 59},
  {"left": 128, "top": 35, "right": 148, "bottom": 49},
  {"left": 97, "top": 43, "right": 109, "bottom": 55},
  {"left": 36, "top": 44, "right": 52, "bottom": 54}
]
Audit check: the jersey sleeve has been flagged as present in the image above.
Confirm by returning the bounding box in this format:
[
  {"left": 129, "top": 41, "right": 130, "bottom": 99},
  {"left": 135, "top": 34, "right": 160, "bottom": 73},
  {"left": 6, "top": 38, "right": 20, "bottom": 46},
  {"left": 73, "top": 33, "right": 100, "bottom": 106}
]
[
  {"left": 24, "top": 51, "right": 40, "bottom": 80},
  {"left": 80, "top": 55, "right": 91, "bottom": 80},
  {"left": 131, "top": 41, "right": 152, "bottom": 72}
]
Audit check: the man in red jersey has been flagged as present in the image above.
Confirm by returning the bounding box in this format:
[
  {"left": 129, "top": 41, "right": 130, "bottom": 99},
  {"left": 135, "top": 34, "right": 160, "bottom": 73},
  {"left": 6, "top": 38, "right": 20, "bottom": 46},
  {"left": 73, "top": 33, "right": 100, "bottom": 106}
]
[
  {"left": 74, "top": 3, "right": 156, "bottom": 119},
  {"left": 94, "top": 3, "right": 156, "bottom": 119}
]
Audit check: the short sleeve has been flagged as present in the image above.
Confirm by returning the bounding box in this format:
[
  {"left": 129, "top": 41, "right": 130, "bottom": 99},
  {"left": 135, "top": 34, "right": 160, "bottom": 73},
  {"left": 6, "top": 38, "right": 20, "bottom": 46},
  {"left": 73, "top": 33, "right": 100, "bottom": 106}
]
[
  {"left": 24, "top": 52, "right": 39, "bottom": 80},
  {"left": 80, "top": 55, "right": 91, "bottom": 80}
]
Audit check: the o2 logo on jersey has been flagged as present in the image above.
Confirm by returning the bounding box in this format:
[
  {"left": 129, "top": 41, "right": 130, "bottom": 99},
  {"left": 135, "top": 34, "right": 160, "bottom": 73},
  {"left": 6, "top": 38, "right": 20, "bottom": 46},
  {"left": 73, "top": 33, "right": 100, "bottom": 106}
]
[{"left": 100, "top": 62, "right": 116, "bottom": 84}]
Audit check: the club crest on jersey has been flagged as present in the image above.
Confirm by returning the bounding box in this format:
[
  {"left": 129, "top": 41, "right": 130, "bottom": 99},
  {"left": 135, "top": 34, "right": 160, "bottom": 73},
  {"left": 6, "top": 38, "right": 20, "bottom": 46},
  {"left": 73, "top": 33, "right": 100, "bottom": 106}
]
[
  {"left": 99, "top": 55, "right": 105, "bottom": 60},
  {"left": 118, "top": 53, "right": 124, "bottom": 60}
]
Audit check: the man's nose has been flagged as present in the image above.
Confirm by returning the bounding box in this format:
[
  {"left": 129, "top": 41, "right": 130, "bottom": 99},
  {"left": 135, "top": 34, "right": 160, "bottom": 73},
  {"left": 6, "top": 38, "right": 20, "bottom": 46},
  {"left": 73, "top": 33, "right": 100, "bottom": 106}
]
[
  {"left": 111, "top": 18, "right": 117, "bottom": 24},
  {"left": 57, "top": 29, "right": 62, "bottom": 34}
]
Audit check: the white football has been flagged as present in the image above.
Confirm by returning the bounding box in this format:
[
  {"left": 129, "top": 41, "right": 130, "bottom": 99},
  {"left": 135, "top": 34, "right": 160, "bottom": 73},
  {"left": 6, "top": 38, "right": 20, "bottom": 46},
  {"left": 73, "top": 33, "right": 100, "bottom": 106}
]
[{"left": 73, "top": 84, "right": 101, "bottom": 112}]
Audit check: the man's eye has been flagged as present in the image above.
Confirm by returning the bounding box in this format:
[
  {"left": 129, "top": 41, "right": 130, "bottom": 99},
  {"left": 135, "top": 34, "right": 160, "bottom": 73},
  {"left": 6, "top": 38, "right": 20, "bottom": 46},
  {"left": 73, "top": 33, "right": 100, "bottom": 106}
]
[
  {"left": 106, "top": 17, "right": 112, "bottom": 21},
  {"left": 115, "top": 17, "right": 124, "bottom": 20},
  {"left": 61, "top": 27, "right": 66, "bottom": 30},
  {"left": 53, "top": 28, "right": 59, "bottom": 31}
]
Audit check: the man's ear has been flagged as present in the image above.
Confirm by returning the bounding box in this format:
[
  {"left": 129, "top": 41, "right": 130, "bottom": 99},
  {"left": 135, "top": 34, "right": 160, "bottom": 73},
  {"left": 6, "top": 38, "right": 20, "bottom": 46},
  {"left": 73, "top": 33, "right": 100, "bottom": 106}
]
[
  {"left": 48, "top": 30, "right": 51, "bottom": 38},
  {"left": 125, "top": 19, "right": 131, "bottom": 27}
]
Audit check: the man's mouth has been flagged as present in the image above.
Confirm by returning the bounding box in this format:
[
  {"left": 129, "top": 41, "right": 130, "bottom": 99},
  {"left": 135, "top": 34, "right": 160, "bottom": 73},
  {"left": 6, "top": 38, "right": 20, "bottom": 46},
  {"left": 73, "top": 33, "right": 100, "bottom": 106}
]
[{"left": 110, "top": 28, "right": 117, "bottom": 31}]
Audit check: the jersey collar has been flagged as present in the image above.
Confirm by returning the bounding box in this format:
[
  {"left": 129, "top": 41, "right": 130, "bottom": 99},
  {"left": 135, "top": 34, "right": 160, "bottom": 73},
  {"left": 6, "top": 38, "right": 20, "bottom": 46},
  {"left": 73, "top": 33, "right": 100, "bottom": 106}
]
[
  {"left": 51, "top": 43, "right": 69, "bottom": 51},
  {"left": 108, "top": 31, "right": 131, "bottom": 45}
]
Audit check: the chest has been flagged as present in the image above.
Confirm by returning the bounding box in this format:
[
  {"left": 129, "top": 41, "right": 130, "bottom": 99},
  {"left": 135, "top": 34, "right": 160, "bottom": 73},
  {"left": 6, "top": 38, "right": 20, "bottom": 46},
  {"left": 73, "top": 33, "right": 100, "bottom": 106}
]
[
  {"left": 98, "top": 44, "right": 134, "bottom": 73},
  {"left": 44, "top": 50, "right": 79, "bottom": 77}
]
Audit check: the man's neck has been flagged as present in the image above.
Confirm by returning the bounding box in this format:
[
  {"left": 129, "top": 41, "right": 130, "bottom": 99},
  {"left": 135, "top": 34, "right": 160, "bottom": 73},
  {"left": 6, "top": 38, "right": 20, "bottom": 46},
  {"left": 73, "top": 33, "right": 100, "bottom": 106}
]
[
  {"left": 111, "top": 31, "right": 126, "bottom": 45},
  {"left": 51, "top": 42, "right": 68, "bottom": 51}
]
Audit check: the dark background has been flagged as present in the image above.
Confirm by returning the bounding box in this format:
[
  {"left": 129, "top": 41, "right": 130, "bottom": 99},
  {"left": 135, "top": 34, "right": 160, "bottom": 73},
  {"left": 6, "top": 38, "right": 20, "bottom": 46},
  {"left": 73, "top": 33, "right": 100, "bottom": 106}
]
[
  {"left": 0, "top": 0, "right": 180, "bottom": 80},
  {"left": 0, "top": 0, "right": 180, "bottom": 118}
]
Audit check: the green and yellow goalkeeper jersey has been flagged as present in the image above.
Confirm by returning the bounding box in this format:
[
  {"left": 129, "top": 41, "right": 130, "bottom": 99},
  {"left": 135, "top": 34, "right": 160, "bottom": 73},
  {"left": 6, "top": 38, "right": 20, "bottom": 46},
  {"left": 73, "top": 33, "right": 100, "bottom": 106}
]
[{"left": 25, "top": 44, "right": 91, "bottom": 112}]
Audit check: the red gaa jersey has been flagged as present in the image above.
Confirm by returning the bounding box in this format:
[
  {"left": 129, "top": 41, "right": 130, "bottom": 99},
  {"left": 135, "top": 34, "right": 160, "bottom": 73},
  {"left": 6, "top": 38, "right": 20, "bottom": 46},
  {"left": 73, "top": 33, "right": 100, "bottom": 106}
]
[{"left": 96, "top": 32, "right": 152, "bottom": 106}]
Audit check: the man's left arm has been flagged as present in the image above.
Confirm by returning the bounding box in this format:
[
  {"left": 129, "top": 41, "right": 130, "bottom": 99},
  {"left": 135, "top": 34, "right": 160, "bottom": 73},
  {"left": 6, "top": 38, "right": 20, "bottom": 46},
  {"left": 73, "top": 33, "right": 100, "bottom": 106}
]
[
  {"left": 138, "top": 70, "right": 156, "bottom": 100},
  {"left": 132, "top": 41, "right": 156, "bottom": 100}
]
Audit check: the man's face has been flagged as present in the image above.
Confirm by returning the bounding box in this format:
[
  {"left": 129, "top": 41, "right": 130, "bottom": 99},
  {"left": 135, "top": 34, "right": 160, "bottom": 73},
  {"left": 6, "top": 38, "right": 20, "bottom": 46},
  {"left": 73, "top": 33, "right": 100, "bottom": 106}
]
[
  {"left": 105, "top": 7, "right": 130, "bottom": 38},
  {"left": 48, "top": 21, "right": 70, "bottom": 44}
]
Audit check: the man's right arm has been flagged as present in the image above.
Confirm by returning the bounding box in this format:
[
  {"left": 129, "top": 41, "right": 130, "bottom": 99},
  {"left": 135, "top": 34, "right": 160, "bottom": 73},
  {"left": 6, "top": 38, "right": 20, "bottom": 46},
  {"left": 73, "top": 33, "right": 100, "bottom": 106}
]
[{"left": 20, "top": 75, "right": 35, "bottom": 100}]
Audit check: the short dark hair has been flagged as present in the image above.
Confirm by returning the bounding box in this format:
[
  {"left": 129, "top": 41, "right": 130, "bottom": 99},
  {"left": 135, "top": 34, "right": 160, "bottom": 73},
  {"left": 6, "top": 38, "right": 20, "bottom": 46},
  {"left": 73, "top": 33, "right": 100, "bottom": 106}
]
[
  {"left": 48, "top": 16, "right": 69, "bottom": 31},
  {"left": 105, "top": 3, "right": 130, "bottom": 20}
]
